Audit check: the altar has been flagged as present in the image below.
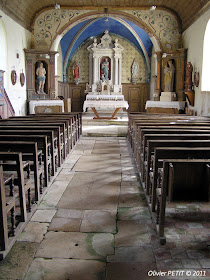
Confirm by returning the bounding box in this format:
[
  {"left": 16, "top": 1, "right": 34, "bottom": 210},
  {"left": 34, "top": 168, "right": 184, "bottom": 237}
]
[
  {"left": 28, "top": 99, "right": 64, "bottom": 114},
  {"left": 83, "top": 31, "right": 129, "bottom": 119},
  {"left": 83, "top": 95, "right": 129, "bottom": 119},
  {"left": 145, "top": 101, "right": 186, "bottom": 114}
]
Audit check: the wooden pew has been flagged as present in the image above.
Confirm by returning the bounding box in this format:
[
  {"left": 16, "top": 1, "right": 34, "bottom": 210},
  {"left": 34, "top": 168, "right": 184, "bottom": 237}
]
[
  {"left": 157, "top": 159, "right": 210, "bottom": 244},
  {"left": 0, "top": 141, "right": 43, "bottom": 202},
  {"left": 0, "top": 126, "right": 59, "bottom": 171},
  {"left": 0, "top": 135, "right": 50, "bottom": 187},
  {"left": 0, "top": 122, "right": 64, "bottom": 166},
  {"left": 128, "top": 115, "right": 210, "bottom": 148},
  {"left": 11, "top": 115, "right": 73, "bottom": 153},
  {"left": 150, "top": 147, "right": 210, "bottom": 213},
  {"left": 7, "top": 118, "right": 69, "bottom": 158},
  {"left": 142, "top": 134, "right": 210, "bottom": 183},
  {"left": 32, "top": 112, "right": 82, "bottom": 146},
  {"left": 0, "top": 153, "right": 32, "bottom": 253},
  {"left": 135, "top": 124, "right": 210, "bottom": 158},
  {"left": 145, "top": 140, "right": 210, "bottom": 196},
  {"left": 137, "top": 128, "right": 210, "bottom": 169}
]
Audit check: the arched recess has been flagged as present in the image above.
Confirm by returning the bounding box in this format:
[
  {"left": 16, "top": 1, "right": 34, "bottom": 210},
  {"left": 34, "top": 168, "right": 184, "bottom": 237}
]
[
  {"left": 49, "top": 13, "right": 161, "bottom": 84},
  {"left": 50, "top": 11, "right": 161, "bottom": 53},
  {"left": 0, "top": 19, "right": 8, "bottom": 85},
  {"left": 201, "top": 19, "right": 210, "bottom": 91}
]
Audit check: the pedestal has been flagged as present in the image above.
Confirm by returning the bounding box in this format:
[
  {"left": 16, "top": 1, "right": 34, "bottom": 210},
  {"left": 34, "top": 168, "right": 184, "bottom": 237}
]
[{"left": 160, "top": 92, "right": 176, "bottom": 102}]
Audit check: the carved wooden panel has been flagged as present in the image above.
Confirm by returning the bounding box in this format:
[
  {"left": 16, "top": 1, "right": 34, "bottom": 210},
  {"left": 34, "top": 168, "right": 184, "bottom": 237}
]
[
  {"left": 58, "top": 82, "right": 86, "bottom": 112},
  {"left": 122, "top": 83, "right": 149, "bottom": 112}
]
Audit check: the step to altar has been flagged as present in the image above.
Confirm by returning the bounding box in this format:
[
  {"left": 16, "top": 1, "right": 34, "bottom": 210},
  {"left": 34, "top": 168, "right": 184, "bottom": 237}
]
[{"left": 82, "top": 112, "right": 128, "bottom": 137}]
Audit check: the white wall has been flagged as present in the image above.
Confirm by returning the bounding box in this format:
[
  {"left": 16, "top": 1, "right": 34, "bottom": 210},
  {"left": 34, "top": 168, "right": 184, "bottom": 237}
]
[
  {"left": 0, "top": 10, "right": 32, "bottom": 116},
  {"left": 182, "top": 7, "right": 210, "bottom": 116}
]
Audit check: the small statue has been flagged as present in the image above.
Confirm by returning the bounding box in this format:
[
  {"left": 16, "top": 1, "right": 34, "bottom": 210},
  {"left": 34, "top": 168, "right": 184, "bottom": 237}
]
[
  {"left": 131, "top": 58, "right": 139, "bottom": 84},
  {"left": 36, "top": 62, "right": 46, "bottom": 93},
  {"left": 164, "top": 59, "right": 175, "bottom": 92},
  {"left": 73, "top": 60, "right": 80, "bottom": 84},
  {"left": 101, "top": 58, "right": 109, "bottom": 80},
  {"left": 185, "top": 62, "right": 193, "bottom": 91}
]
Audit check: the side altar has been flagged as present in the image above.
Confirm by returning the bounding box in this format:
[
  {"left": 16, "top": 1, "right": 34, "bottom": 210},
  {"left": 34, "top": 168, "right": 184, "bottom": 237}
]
[{"left": 83, "top": 31, "right": 129, "bottom": 119}]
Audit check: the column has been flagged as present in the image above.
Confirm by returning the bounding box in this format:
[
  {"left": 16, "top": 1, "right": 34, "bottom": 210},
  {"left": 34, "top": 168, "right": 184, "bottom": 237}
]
[
  {"left": 178, "top": 48, "right": 187, "bottom": 101},
  {"left": 89, "top": 54, "right": 92, "bottom": 85},
  {"left": 154, "top": 51, "right": 162, "bottom": 101},
  {"left": 118, "top": 57, "right": 122, "bottom": 85},
  {"left": 114, "top": 56, "right": 119, "bottom": 85},
  {"left": 93, "top": 55, "right": 97, "bottom": 85}
]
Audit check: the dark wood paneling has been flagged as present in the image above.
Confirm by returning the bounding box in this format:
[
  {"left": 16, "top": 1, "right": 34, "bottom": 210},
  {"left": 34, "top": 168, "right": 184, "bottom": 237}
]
[
  {"left": 122, "top": 83, "right": 150, "bottom": 112},
  {"left": 58, "top": 82, "right": 86, "bottom": 112},
  {"left": 58, "top": 82, "right": 149, "bottom": 112}
]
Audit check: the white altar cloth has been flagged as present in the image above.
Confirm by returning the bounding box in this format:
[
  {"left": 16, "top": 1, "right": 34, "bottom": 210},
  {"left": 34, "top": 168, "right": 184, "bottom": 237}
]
[
  {"left": 83, "top": 100, "right": 129, "bottom": 112},
  {"left": 145, "top": 101, "right": 185, "bottom": 111},
  {"left": 86, "top": 95, "right": 124, "bottom": 101}
]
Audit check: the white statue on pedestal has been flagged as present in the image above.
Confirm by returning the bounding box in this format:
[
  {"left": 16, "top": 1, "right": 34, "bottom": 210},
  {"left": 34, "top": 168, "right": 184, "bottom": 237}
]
[{"left": 131, "top": 58, "right": 139, "bottom": 85}]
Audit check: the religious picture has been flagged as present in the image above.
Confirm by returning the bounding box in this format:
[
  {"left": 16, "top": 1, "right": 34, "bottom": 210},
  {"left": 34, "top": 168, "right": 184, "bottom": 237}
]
[
  {"left": 73, "top": 60, "right": 80, "bottom": 84},
  {"left": 101, "top": 57, "right": 110, "bottom": 81},
  {"left": 164, "top": 59, "right": 175, "bottom": 92},
  {"left": 36, "top": 62, "right": 46, "bottom": 93}
]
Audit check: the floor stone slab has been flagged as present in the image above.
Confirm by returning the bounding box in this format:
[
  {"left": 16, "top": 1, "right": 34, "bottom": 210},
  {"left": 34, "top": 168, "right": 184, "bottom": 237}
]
[
  {"left": 107, "top": 246, "right": 155, "bottom": 263},
  {"left": 24, "top": 258, "right": 106, "bottom": 280},
  {"left": 55, "top": 208, "right": 83, "bottom": 219},
  {"left": 80, "top": 210, "right": 116, "bottom": 233},
  {"left": 31, "top": 209, "right": 56, "bottom": 223},
  {"left": 38, "top": 181, "right": 69, "bottom": 209},
  {"left": 57, "top": 172, "right": 120, "bottom": 210},
  {"left": 106, "top": 262, "right": 159, "bottom": 280},
  {"left": 115, "top": 221, "right": 150, "bottom": 247},
  {"left": 35, "top": 232, "right": 114, "bottom": 260},
  {"left": 0, "top": 242, "right": 39, "bottom": 279},
  {"left": 72, "top": 154, "right": 121, "bottom": 173},
  {"left": 117, "top": 207, "right": 150, "bottom": 221},
  {"left": 17, "top": 222, "right": 48, "bottom": 243},
  {"left": 48, "top": 217, "right": 81, "bottom": 232}
]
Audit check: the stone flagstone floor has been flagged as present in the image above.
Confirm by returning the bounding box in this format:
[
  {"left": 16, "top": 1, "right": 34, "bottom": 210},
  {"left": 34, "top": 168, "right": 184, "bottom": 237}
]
[{"left": 0, "top": 136, "right": 209, "bottom": 280}]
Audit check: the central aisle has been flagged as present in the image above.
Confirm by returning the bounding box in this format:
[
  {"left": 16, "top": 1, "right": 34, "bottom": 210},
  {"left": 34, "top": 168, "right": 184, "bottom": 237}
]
[{"left": 25, "top": 136, "right": 157, "bottom": 279}]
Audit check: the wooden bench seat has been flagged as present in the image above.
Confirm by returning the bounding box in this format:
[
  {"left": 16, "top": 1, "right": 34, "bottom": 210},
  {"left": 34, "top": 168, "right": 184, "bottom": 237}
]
[
  {"left": 0, "top": 122, "right": 63, "bottom": 167},
  {"left": 145, "top": 140, "right": 210, "bottom": 196},
  {"left": 156, "top": 159, "right": 210, "bottom": 245},
  {"left": 137, "top": 128, "right": 210, "bottom": 168},
  {"left": 0, "top": 127, "right": 59, "bottom": 174},
  {"left": 0, "top": 153, "right": 33, "bottom": 254},
  {"left": 141, "top": 134, "right": 210, "bottom": 183},
  {"left": 150, "top": 147, "right": 210, "bottom": 213},
  {"left": 0, "top": 141, "right": 43, "bottom": 202},
  {"left": 7, "top": 118, "right": 69, "bottom": 159}
]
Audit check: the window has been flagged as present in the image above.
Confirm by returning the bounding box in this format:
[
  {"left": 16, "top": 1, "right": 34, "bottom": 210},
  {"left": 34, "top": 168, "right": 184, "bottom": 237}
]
[{"left": 202, "top": 20, "right": 210, "bottom": 91}]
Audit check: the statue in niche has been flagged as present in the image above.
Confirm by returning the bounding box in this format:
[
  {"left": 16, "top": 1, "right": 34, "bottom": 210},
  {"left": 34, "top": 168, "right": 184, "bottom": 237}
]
[
  {"left": 164, "top": 59, "right": 175, "bottom": 92},
  {"left": 36, "top": 62, "right": 46, "bottom": 93},
  {"left": 131, "top": 58, "right": 139, "bottom": 85},
  {"left": 73, "top": 60, "right": 80, "bottom": 84},
  {"left": 101, "top": 57, "right": 109, "bottom": 80}
]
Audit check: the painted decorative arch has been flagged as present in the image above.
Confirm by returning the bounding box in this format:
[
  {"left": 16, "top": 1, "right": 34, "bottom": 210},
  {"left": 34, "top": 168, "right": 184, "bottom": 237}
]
[
  {"left": 62, "top": 16, "right": 153, "bottom": 75},
  {"left": 34, "top": 8, "right": 181, "bottom": 54}
]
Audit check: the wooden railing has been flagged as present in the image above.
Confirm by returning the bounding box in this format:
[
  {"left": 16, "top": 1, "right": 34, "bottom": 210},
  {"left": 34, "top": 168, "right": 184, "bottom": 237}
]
[{"left": 0, "top": 89, "right": 15, "bottom": 119}]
